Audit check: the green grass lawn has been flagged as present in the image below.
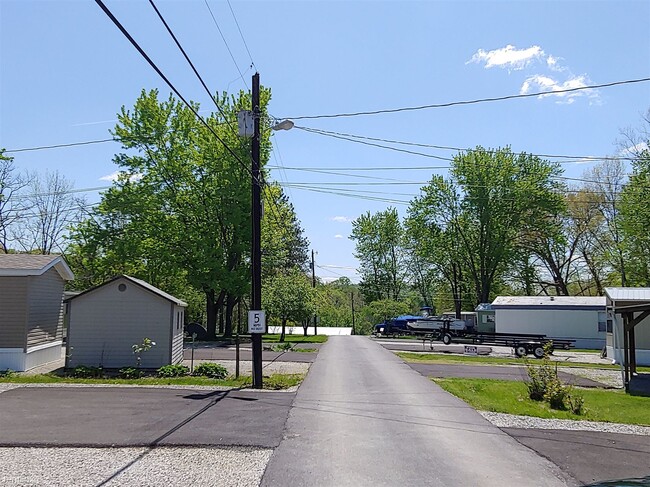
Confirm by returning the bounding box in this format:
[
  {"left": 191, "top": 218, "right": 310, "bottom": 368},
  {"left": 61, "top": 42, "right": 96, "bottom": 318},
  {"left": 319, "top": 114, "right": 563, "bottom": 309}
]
[
  {"left": 262, "top": 334, "right": 328, "bottom": 343},
  {"left": 0, "top": 373, "right": 304, "bottom": 390},
  {"left": 396, "top": 351, "right": 650, "bottom": 372},
  {"left": 434, "top": 377, "right": 650, "bottom": 426}
]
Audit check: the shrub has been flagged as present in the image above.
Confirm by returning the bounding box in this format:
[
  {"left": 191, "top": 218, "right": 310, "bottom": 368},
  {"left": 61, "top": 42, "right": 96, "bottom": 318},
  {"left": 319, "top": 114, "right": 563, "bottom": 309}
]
[
  {"left": 543, "top": 379, "right": 570, "bottom": 410},
  {"left": 71, "top": 365, "right": 104, "bottom": 379},
  {"left": 119, "top": 367, "right": 142, "bottom": 379},
  {"left": 193, "top": 362, "right": 228, "bottom": 379},
  {"left": 272, "top": 342, "right": 293, "bottom": 352},
  {"left": 525, "top": 342, "right": 584, "bottom": 414},
  {"left": 526, "top": 362, "right": 558, "bottom": 401},
  {"left": 0, "top": 369, "right": 15, "bottom": 378},
  {"left": 157, "top": 364, "right": 190, "bottom": 378},
  {"left": 567, "top": 392, "right": 585, "bottom": 415}
]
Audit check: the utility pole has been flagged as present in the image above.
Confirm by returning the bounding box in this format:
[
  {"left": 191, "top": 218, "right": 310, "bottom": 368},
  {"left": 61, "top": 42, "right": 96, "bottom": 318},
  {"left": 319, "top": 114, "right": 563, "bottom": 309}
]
[
  {"left": 251, "top": 72, "right": 263, "bottom": 388},
  {"left": 311, "top": 249, "right": 317, "bottom": 335},
  {"left": 351, "top": 291, "right": 356, "bottom": 335}
]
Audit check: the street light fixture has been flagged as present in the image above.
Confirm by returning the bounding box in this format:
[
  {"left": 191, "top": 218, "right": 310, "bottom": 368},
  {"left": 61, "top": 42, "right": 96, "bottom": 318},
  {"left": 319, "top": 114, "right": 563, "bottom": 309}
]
[{"left": 271, "top": 119, "right": 294, "bottom": 131}]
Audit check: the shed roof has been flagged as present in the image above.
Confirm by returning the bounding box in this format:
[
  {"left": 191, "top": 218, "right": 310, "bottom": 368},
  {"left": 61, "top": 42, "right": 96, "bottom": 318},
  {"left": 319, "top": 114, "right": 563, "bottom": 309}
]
[
  {"left": 605, "top": 287, "right": 650, "bottom": 302},
  {"left": 0, "top": 254, "right": 74, "bottom": 280},
  {"left": 66, "top": 275, "right": 187, "bottom": 307},
  {"left": 492, "top": 295, "right": 605, "bottom": 309}
]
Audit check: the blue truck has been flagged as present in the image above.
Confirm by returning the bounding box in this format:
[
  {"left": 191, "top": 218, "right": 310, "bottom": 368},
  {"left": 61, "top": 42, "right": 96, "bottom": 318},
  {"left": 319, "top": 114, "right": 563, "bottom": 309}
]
[{"left": 373, "top": 315, "right": 421, "bottom": 337}]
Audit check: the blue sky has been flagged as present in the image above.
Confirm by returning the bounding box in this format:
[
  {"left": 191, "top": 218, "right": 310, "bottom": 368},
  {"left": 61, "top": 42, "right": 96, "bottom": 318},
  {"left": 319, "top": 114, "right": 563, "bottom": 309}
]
[{"left": 1, "top": 0, "right": 649, "bottom": 283}]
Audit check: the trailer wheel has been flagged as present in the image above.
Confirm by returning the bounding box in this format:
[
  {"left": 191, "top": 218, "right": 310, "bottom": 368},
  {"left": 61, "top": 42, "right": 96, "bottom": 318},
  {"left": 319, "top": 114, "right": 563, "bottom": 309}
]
[
  {"left": 442, "top": 334, "right": 452, "bottom": 345},
  {"left": 533, "top": 346, "right": 545, "bottom": 359},
  {"left": 515, "top": 345, "right": 527, "bottom": 357}
]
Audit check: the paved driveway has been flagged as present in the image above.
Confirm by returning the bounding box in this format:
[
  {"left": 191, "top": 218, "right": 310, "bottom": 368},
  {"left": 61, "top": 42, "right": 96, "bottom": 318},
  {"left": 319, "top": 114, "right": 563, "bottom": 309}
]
[
  {"left": 0, "top": 386, "right": 293, "bottom": 448},
  {"left": 505, "top": 428, "right": 650, "bottom": 485}
]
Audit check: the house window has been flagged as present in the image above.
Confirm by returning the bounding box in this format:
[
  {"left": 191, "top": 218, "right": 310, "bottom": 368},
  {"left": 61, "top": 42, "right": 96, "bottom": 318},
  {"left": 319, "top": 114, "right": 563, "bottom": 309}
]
[
  {"left": 598, "top": 312, "right": 607, "bottom": 332},
  {"left": 607, "top": 319, "right": 613, "bottom": 333}
]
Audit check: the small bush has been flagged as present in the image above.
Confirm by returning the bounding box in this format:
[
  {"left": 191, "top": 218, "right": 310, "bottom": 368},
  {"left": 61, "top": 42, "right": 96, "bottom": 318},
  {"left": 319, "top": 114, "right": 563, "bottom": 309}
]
[
  {"left": 567, "top": 392, "right": 585, "bottom": 415},
  {"left": 272, "top": 342, "right": 293, "bottom": 352},
  {"left": 0, "top": 369, "right": 15, "bottom": 378},
  {"left": 525, "top": 342, "right": 584, "bottom": 414},
  {"left": 544, "top": 380, "right": 570, "bottom": 410},
  {"left": 526, "top": 364, "right": 558, "bottom": 401},
  {"left": 157, "top": 364, "right": 190, "bottom": 378},
  {"left": 71, "top": 365, "right": 104, "bottom": 379},
  {"left": 119, "top": 367, "right": 142, "bottom": 379},
  {"left": 193, "top": 362, "right": 228, "bottom": 379}
]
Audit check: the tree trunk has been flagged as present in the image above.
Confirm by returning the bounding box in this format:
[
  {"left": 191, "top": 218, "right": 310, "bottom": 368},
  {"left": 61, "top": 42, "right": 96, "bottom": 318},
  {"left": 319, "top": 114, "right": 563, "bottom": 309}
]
[
  {"left": 205, "top": 289, "right": 217, "bottom": 339},
  {"left": 223, "top": 293, "right": 236, "bottom": 338},
  {"left": 280, "top": 318, "right": 286, "bottom": 342},
  {"left": 302, "top": 318, "right": 309, "bottom": 336}
]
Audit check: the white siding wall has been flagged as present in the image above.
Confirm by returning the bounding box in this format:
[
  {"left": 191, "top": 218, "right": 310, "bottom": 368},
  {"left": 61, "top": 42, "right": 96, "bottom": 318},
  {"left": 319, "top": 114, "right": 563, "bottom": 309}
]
[
  {"left": 607, "top": 313, "right": 650, "bottom": 366},
  {"left": 170, "top": 305, "right": 184, "bottom": 365},
  {"left": 494, "top": 308, "right": 605, "bottom": 349},
  {"left": 67, "top": 278, "right": 172, "bottom": 368}
]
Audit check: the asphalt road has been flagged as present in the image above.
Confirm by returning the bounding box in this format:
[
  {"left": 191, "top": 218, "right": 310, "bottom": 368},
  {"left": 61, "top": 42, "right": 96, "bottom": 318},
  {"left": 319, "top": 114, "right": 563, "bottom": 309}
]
[
  {"left": 0, "top": 387, "right": 293, "bottom": 448},
  {"left": 409, "top": 362, "right": 606, "bottom": 387},
  {"left": 505, "top": 428, "right": 650, "bottom": 485},
  {"left": 261, "top": 336, "right": 576, "bottom": 487}
]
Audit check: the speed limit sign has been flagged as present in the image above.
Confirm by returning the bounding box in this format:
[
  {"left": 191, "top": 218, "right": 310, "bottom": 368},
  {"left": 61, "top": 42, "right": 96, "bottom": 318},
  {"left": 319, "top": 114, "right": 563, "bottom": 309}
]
[{"left": 248, "top": 310, "right": 266, "bottom": 333}]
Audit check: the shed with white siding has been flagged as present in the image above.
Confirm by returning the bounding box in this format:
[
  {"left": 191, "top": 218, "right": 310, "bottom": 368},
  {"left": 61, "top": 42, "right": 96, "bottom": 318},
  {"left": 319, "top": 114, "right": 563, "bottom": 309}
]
[
  {"left": 0, "top": 254, "right": 73, "bottom": 371},
  {"left": 605, "top": 287, "right": 650, "bottom": 367},
  {"left": 491, "top": 296, "right": 606, "bottom": 349},
  {"left": 65, "top": 275, "right": 186, "bottom": 369}
]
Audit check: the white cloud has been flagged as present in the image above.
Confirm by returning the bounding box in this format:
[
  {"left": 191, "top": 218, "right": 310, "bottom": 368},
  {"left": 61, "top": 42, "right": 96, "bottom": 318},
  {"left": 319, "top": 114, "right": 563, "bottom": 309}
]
[
  {"left": 520, "top": 74, "right": 598, "bottom": 104},
  {"left": 546, "top": 55, "right": 565, "bottom": 72},
  {"left": 330, "top": 216, "right": 352, "bottom": 223},
  {"left": 621, "top": 142, "right": 649, "bottom": 157},
  {"left": 467, "top": 45, "right": 545, "bottom": 70},
  {"left": 334, "top": 234, "right": 344, "bottom": 239},
  {"left": 99, "top": 171, "right": 143, "bottom": 182}
]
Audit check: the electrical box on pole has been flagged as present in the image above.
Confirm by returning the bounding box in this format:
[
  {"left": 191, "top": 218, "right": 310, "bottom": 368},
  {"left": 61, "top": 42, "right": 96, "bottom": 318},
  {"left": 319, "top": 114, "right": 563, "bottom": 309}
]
[{"left": 238, "top": 110, "right": 254, "bottom": 138}]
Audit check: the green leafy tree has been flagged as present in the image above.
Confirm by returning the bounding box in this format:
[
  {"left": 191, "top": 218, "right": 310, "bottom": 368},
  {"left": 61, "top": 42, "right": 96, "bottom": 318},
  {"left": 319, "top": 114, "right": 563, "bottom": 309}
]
[
  {"left": 620, "top": 145, "right": 650, "bottom": 285},
  {"left": 406, "top": 176, "right": 468, "bottom": 316},
  {"left": 406, "top": 147, "right": 564, "bottom": 306},
  {"left": 68, "top": 88, "right": 272, "bottom": 338},
  {"left": 351, "top": 207, "right": 407, "bottom": 302},
  {"left": 263, "top": 268, "right": 314, "bottom": 342},
  {"left": 262, "top": 183, "right": 310, "bottom": 278},
  {"left": 313, "top": 278, "right": 361, "bottom": 328},
  {"left": 359, "top": 299, "right": 412, "bottom": 335}
]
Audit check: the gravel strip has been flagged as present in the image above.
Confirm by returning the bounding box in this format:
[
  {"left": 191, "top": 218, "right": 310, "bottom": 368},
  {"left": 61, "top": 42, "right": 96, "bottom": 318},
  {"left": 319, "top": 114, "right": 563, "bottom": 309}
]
[
  {"left": 557, "top": 367, "right": 623, "bottom": 388},
  {"left": 0, "top": 446, "right": 272, "bottom": 487},
  {"left": 480, "top": 411, "right": 650, "bottom": 436}
]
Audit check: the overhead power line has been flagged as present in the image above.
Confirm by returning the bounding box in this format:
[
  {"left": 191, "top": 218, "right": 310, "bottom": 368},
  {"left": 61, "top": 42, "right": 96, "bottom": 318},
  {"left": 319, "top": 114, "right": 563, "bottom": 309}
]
[
  {"left": 284, "top": 76, "right": 650, "bottom": 120},
  {"left": 297, "top": 126, "right": 454, "bottom": 161},
  {"left": 5, "top": 139, "right": 115, "bottom": 153},
  {"left": 203, "top": 0, "right": 248, "bottom": 89},
  {"left": 148, "top": 0, "right": 231, "bottom": 125},
  {"left": 226, "top": 0, "right": 256, "bottom": 71},
  {"left": 295, "top": 126, "right": 638, "bottom": 163},
  {"left": 94, "top": 0, "right": 257, "bottom": 183}
]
